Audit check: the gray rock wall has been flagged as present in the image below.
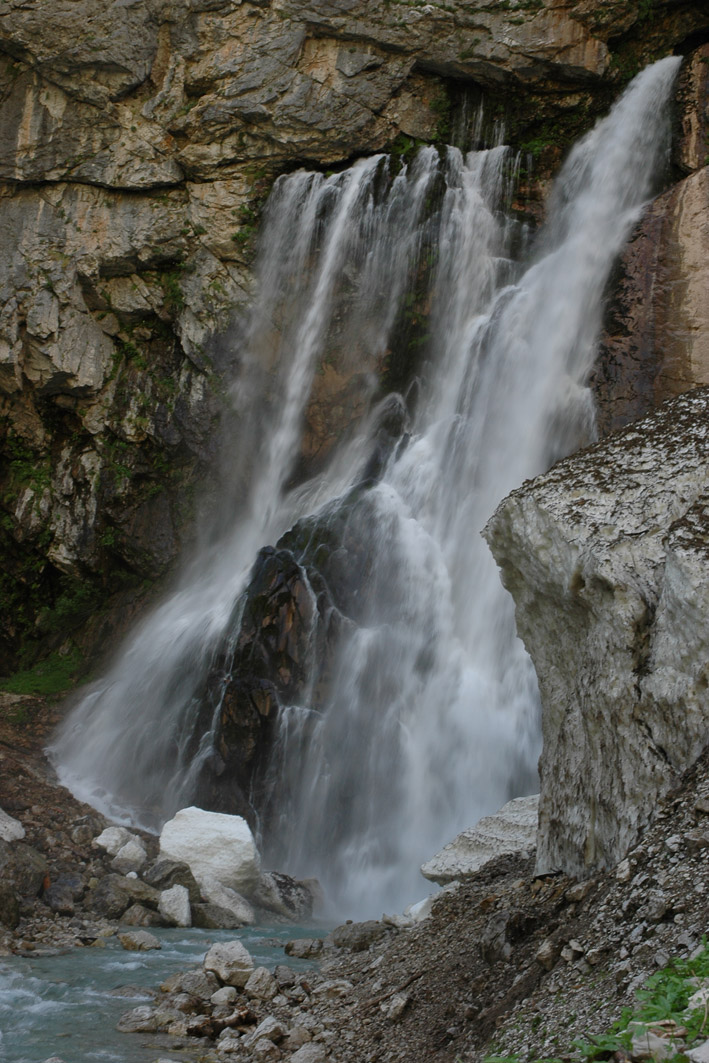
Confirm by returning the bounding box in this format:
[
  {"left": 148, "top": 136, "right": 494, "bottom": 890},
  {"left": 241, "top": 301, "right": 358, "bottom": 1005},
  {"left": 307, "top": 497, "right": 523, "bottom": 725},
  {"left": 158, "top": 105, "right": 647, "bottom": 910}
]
[
  {"left": 484, "top": 387, "right": 709, "bottom": 878},
  {"left": 1, "top": 0, "right": 708, "bottom": 670}
]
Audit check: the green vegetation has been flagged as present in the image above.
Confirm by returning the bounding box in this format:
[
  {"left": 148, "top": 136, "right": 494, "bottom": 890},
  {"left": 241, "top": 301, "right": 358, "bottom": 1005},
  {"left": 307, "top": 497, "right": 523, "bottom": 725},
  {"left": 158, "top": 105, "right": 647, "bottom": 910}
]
[
  {"left": 0, "top": 646, "right": 83, "bottom": 697},
  {"left": 485, "top": 941, "right": 709, "bottom": 1063}
]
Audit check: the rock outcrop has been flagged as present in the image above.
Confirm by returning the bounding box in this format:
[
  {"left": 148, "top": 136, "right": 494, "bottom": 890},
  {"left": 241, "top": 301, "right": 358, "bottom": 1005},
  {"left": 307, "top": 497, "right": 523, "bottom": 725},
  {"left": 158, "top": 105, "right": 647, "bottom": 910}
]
[
  {"left": 421, "top": 794, "right": 539, "bottom": 885},
  {"left": 484, "top": 387, "right": 709, "bottom": 878},
  {"left": 2, "top": 0, "right": 708, "bottom": 671},
  {"left": 594, "top": 43, "right": 709, "bottom": 435}
]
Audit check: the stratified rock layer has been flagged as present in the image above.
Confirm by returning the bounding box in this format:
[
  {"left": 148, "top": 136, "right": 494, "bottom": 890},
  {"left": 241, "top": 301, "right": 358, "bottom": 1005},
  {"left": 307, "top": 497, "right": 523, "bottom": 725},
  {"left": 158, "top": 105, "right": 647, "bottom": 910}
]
[
  {"left": 420, "top": 795, "right": 539, "bottom": 885},
  {"left": 2, "top": 0, "right": 708, "bottom": 670},
  {"left": 484, "top": 388, "right": 709, "bottom": 878}
]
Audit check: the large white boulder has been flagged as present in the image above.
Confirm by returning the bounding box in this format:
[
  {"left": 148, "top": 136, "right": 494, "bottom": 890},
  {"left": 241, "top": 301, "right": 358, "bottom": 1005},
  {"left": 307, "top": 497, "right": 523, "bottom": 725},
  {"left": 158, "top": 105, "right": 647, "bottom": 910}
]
[
  {"left": 421, "top": 795, "right": 539, "bottom": 884},
  {"left": 159, "top": 807, "right": 261, "bottom": 895}
]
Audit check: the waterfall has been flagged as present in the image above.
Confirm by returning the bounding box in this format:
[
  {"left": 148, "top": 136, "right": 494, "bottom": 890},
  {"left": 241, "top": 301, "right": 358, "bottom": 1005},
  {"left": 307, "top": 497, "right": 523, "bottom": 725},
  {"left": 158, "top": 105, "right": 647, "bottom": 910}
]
[{"left": 50, "top": 57, "right": 680, "bottom": 915}]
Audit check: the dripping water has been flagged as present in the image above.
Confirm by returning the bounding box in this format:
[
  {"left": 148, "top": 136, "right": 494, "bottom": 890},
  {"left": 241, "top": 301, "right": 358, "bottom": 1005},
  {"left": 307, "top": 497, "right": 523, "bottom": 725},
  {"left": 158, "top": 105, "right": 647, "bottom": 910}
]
[{"left": 51, "top": 57, "right": 680, "bottom": 915}]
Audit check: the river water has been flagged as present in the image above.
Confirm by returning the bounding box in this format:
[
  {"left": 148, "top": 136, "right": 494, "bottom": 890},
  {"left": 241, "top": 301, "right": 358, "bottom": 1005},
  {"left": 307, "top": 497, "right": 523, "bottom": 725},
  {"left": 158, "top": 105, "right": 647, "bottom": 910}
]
[{"left": 0, "top": 923, "right": 321, "bottom": 1063}]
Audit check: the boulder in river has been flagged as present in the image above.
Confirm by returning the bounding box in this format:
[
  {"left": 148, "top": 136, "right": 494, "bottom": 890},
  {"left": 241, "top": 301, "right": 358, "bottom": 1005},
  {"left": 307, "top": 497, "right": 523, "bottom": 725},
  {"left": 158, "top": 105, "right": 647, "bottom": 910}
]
[
  {"left": 203, "top": 939, "right": 255, "bottom": 987},
  {"left": 159, "top": 806, "right": 260, "bottom": 895}
]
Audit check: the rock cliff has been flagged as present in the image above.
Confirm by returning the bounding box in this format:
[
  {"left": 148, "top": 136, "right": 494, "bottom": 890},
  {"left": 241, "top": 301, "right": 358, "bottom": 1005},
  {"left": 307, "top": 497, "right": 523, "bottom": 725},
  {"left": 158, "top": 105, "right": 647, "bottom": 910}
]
[
  {"left": 1, "top": 0, "right": 708, "bottom": 673},
  {"left": 594, "top": 42, "right": 709, "bottom": 435},
  {"left": 484, "top": 386, "right": 709, "bottom": 879}
]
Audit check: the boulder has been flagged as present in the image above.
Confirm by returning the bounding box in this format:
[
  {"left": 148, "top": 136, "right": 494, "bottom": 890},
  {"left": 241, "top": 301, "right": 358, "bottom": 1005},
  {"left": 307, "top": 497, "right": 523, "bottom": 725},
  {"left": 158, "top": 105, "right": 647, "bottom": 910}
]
[
  {"left": 330, "top": 920, "right": 391, "bottom": 952},
  {"left": 93, "top": 827, "right": 135, "bottom": 856},
  {"left": 116, "top": 1005, "right": 158, "bottom": 1033},
  {"left": 244, "top": 1016, "right": 288, "bottom": 1048},
  {"left": 111, "top": 839, "right": 147, "bottom": 875},
  {"left": 43, "top": 883, "right": 75, "bottom": 915},
  {"left": 117, "top": 930, "right": 161, "bottom": 951},
  {"left": 421, "top": 795, "right": 539, "bottom": 884},
  {"left": 121, "top": 903, "right": 165, "bottom": 928},
  {"left": 0, "top": 809, "right": 25, "bottom": 842},
  {"left": 198, "top": 875, "right": 255, "bottom": 926},
  {"left": 290, "top": 1047, "right": 328, "bottom": 1063},
  {"left": 87, "top": 873, "right": 160, "bottom": 919},
  {"left": 143, "top": 859, "right": 201, "bottom": 906},
  {"left": 0, "top": 840, "right": 47, "bottom": 898},
  {"left": 203, "top": 940, "right": 254, "bottom": 988},
  {"left": 191, "top": 902, "right": 243, "bottom": 930},
  {"left": 484, "top": 388, "right": 709, "bottom": 878},
  {"left": 179, "top": 969, "right": 220, "bottom": 1000},
  {"left": 159, "top": 884, "right": 191, "bottom": 928},
  {"left": 254, "top": 871, "right": 315, "bottom": 920},
  {"left": 284, "top": 938, "right": 324, "bottom": 960},
  {"left": 159, "top": 807, "right": 260, "bottom": 895},
  {"left": 244, "top": 967, "right": 278, "bottom": 1001}
]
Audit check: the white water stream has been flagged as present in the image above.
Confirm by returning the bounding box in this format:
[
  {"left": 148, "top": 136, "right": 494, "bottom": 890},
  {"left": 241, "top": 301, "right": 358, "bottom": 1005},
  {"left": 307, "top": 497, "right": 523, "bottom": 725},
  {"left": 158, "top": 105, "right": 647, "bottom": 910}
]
[{"left": 51, "top": 57, "right": 680, "bottom": 917}]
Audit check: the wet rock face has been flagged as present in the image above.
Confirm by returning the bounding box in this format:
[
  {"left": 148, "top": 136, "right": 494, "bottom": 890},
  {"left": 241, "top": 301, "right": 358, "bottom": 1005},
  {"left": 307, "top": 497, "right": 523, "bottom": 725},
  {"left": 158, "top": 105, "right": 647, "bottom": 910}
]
[
  {"left": 594, "top": 42, "right": 709, "bottom": 436},
  {"left": 484, "top": 387, "right": 709, "bottom": 879},
  {"left": 1, "top": 0, "right": 707, "bottom": 668}
]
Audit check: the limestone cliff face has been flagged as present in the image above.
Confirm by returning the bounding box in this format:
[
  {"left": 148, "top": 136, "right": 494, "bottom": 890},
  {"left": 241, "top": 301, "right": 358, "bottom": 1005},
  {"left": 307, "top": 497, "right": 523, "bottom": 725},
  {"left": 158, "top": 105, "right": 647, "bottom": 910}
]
[
  {"left": 1, "top": 0, "right": 708, "bottom": 670},
  {"left": 484, "top": 388, "right": 709, "bottom": 879}
]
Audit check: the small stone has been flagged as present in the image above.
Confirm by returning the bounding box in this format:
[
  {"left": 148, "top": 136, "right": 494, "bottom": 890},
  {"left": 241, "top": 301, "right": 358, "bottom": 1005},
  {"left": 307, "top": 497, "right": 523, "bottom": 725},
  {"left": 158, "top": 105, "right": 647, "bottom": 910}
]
[
  {"left": 245, "top": 966, "right": 278, "bottom": 1001},
  {"left": 290, "top": 1045, "right": 328, "bottom": 1063},
  {"left": 285, "top": 938, "right": 324, "bottom": 959},
  {"left": 117, "top": 930, "right": 161, "bottom": 951},
  {"left": 284, "top": 1026, "right": 312, "bottom": 1050},
  {"left": 211, "top": 986, "right": 238, "bottom": 1006},
  {"left": 566, "top": 880, "right": 594, "bottom": 903},
  {"left": 204, "top": 940, "right": 254, "bottom": 987},
  {"left": 310, "top": 979, "right": 353, "bottom": 999},
  {"left": 159, "top": 884, "right": 191, "bottom": 927},
  {"left": 111, "top": 839, "right": 148, "bottom": 874},
  {"left": 0, "top": 808, "right": 25, "bottom": 842},
  {"left": 381, "top": 992, "right": 410, "bottom": 1021},
  {"left": 244, "top": 1015, "right": 288, "bottom": 1047},
  {"left": 94, "top": 827, "right": 135, "bottom": 856},
  {"left": 665, "top": 835, "right": 681, "bottom": 854},
  {"left": 616, "top": 858, "right": 633, "bottom": 882},
  {"left": 116, "top": 1005, "right": 158, "bottom": 1033},
  {"left": 694, "top": 799, "right": 709, "bottom": 815},
  {"left": 535, "top": 938, "right": 561, "bottom": 971}
]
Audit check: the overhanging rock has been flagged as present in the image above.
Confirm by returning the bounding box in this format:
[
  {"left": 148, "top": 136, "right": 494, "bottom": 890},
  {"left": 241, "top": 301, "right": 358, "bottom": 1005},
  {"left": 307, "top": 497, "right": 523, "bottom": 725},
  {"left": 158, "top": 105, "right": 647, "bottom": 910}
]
[{"left": 484, "top": 387, "right": 709, "bottom": 878}]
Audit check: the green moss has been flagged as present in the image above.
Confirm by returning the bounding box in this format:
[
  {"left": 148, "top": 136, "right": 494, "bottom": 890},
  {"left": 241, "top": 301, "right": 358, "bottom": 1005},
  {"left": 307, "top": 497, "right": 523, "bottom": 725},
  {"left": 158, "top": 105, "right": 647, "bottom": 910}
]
[{"left": 0, "top": 646, "right": 84, "bottom": 696}]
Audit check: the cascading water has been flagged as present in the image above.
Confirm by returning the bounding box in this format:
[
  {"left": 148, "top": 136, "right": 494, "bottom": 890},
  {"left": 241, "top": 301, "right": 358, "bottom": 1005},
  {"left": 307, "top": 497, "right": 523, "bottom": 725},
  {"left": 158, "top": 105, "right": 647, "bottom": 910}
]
[{"left": 51, "top": 57, "right": 680, "bottom": 915}]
